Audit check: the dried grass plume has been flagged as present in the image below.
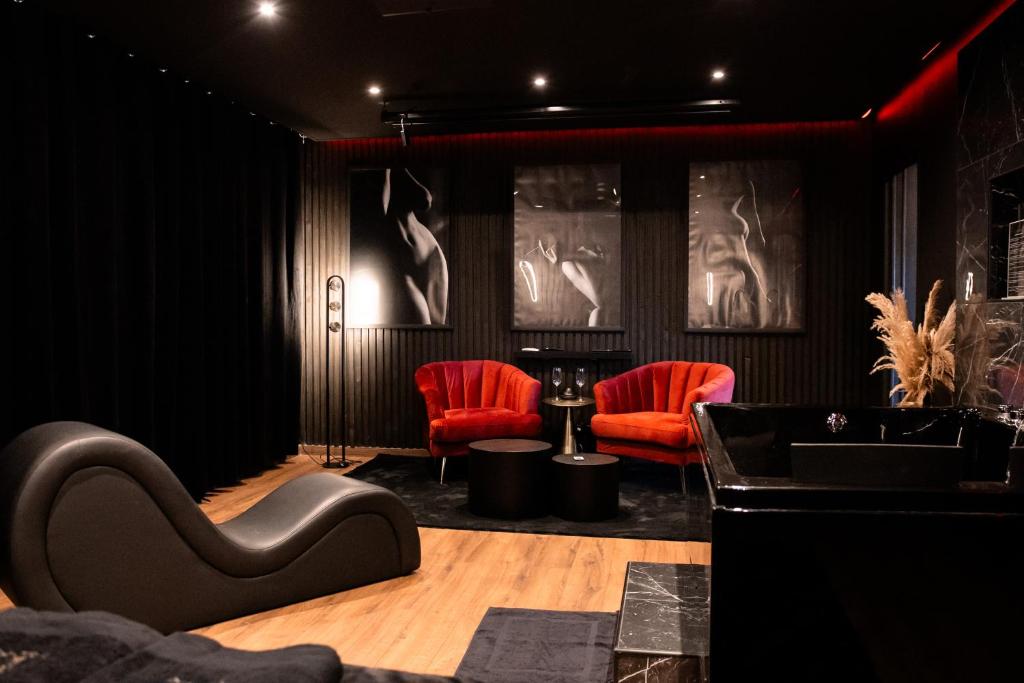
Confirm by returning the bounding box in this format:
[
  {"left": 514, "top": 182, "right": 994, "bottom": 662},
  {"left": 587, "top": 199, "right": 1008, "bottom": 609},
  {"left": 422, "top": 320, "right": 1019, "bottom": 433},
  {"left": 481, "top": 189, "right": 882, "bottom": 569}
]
[{"left": 865, "top": 280, "right": 956, "bottom": 406}]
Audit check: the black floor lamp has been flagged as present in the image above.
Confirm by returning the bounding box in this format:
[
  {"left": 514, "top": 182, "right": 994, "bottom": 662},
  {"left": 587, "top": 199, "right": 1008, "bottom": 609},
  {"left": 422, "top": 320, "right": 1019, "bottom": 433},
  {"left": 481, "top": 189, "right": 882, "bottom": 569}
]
[{"left": 325, "top": 274, "right": 348, "bottom": 468}]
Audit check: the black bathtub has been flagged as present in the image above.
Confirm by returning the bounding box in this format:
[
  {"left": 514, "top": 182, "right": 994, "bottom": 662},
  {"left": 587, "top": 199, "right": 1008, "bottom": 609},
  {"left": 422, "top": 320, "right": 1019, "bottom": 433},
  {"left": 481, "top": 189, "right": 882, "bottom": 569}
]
[{"left": 692, "top": 404, "right": 1024, "bottom": 683}]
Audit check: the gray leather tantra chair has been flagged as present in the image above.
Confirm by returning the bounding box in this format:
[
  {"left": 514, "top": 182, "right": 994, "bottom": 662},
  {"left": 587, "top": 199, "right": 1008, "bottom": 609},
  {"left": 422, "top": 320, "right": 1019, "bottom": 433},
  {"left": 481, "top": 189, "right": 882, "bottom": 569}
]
[{"left": 0, "top": 422, "right": 421, "bottom": 633}]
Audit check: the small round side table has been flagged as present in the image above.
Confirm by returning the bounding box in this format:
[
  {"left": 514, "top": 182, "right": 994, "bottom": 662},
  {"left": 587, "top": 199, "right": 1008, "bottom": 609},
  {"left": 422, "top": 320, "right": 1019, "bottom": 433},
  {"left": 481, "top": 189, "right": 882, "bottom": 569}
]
[
  {"left": 551, "top": 453, "right": 620, "bottom": 521},
  {"left": 542, "top": 396, "right": 596, "bottom": 454},
  {"left": 467, "top": 438, "right": 552, "bottom": 518}
]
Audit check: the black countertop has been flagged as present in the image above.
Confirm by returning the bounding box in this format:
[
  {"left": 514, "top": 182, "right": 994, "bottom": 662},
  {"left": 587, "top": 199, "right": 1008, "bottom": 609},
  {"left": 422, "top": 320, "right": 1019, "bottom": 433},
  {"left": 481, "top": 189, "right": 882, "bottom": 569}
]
[{"left": 691, "top": 403, "right": 1024, "bottom": 514}]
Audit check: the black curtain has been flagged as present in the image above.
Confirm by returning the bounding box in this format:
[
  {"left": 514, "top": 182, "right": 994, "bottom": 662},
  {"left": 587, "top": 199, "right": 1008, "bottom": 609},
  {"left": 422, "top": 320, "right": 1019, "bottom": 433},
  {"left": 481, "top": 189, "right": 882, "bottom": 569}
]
[{"left": 0, "top": 2, "right": 302, "bottom": 498}]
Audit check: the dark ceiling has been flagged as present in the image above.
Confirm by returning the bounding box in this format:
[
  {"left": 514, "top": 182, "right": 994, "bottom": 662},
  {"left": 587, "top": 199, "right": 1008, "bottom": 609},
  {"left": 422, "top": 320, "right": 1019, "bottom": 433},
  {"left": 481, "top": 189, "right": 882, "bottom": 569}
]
[{"left": 38, "top": 0, "right": 999, "bottom": 140}]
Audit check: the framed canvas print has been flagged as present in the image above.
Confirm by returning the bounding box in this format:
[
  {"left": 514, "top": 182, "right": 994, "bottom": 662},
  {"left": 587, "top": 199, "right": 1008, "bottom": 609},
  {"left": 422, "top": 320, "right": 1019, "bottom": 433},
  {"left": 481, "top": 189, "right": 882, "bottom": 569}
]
[
  {"left": 687, "top": 160, "right": 805, "bottom": 332},
  {"left": 513, "top": 164, "right": 623, "bottom": 330},
  {"left": 348, "top": 167, "right": 451, "bottom": 328}
]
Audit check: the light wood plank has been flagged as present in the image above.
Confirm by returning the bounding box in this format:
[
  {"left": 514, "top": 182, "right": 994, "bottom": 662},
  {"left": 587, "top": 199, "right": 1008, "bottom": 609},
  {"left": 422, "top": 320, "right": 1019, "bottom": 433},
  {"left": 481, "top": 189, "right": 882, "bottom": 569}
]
[{"left": 0, "top": 454, "right": 709, "bottom": 677}]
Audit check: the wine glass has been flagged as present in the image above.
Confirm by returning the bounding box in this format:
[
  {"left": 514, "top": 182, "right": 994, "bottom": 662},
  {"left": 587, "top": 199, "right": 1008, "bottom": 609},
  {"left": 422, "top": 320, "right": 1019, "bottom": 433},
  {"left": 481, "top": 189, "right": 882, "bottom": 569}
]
[
  {"left": 575, "top": 367, "right": 587, "bottom": 400},
  {"left": 552, "top": 367, "right": 563, "bottom": 398}
]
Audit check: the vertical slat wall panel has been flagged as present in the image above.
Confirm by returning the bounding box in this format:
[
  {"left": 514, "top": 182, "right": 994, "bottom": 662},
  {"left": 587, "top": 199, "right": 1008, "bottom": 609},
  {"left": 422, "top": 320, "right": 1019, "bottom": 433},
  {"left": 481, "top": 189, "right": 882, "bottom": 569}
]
[{"left": 300, "top": 122, "right": 879, "bottom": 448}]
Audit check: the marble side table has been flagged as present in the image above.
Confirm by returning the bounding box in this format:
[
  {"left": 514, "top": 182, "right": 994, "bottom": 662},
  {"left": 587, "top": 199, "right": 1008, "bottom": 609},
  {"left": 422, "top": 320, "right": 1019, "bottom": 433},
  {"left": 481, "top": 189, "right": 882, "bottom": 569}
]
[{"left": 613, "top": 562, "right": 710, "bottom": 682}]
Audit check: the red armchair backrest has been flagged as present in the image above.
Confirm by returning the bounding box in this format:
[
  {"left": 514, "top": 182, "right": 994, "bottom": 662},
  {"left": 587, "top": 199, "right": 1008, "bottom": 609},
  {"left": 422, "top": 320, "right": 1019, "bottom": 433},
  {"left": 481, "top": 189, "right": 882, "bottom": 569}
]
[
  {"left": 415, "top": 360, "right": 541, "bottom": 421},
  {"left": 594, "top": 361, "right": 735, "bottom": 417}
]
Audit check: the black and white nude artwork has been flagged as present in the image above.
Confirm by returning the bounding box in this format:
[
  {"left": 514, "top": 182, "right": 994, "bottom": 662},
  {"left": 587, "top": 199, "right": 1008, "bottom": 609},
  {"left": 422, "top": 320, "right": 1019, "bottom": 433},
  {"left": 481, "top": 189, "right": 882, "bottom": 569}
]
[
  {"left": 513, "top": 164, "right": 622, "bottom": 330},
  {"left": 349, "top": 168, "right": 450, "bottom": 327},
  {"left": 687, "top": 160, "right": 804, "bottom": 331}
]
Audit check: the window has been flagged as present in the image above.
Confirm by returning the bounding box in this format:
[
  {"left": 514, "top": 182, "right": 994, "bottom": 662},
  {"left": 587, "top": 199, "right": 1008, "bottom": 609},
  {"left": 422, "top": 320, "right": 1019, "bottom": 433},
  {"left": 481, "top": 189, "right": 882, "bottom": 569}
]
[{"left": 884, "top": 165, "right": 919, "bottom": 404}]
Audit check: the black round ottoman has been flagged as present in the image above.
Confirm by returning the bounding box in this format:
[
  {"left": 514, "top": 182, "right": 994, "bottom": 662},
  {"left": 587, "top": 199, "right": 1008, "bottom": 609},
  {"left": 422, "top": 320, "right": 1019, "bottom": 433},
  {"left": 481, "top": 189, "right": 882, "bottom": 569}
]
[
  {"left": 468, "top": 439, "right": 552, "bottom": 519},
  {"left": 551, "top": 453, "right": 619, "bottom": 521}
]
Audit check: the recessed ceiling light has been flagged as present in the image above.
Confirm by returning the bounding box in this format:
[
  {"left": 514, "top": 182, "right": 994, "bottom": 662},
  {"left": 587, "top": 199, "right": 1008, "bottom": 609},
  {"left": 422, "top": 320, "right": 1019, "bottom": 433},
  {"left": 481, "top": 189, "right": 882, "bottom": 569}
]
[
  {"left": 546, "top": 105, "right": 567, "bottom": 112},
  {"left": 533, "top": 75, "right": 547, "bottom": 88},
  {"left": 711, "top": 69, "right": 726, "bottom": 81},
  {"left": 699, "top": 175, "right": 706, "bottom": 180},
  {"left": 696, "top": 194, "right": 702, "bottom": 198},
  {"left": 534, "top": 204, "right": 544, "bottom": 209},
  {"left": 367, "top": 85, "right": 382, "bottom": 96},
  {"left": 861, "top": 107, "right": 873, "bottom": 119},
  {"left": 258, "top": 2, "right": 277, "bottom": 18}
]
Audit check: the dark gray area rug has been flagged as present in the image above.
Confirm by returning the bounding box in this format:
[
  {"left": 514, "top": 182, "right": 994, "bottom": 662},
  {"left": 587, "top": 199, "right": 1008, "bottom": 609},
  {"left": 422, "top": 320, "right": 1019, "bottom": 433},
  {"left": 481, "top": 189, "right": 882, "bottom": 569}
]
[
  {"left": 455, "top": 608, "right": 617, "bottom": 683},
  {"left": 348, "top": 455, "right": 710, "bottom": 542}
]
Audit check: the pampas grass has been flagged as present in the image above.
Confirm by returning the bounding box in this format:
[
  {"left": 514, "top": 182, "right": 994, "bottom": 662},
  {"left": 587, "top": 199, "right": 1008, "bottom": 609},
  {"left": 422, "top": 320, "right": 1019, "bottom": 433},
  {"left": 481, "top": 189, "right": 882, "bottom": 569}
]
[{"left": 865, "top": 280, "right": 956, "bottom": 407}]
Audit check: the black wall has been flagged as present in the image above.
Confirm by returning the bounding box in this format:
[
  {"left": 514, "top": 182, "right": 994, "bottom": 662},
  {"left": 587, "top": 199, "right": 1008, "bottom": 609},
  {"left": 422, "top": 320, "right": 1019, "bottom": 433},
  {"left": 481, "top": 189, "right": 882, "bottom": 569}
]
[
  {"left": 0, "top": 3, "right": 303, "bottom": 496},
  {"left": 300, "top": 123, "right": 881, "bottom": 449},
  {"left": 875, "top": 65, "right": 960, "bottom": 320}
]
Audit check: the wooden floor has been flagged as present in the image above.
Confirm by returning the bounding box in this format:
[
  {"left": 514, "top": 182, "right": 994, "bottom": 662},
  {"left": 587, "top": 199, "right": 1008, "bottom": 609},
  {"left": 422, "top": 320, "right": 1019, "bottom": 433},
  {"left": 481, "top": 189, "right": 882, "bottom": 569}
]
[{"left": 0, "top": 450, "right": 710, "bottom": 677}]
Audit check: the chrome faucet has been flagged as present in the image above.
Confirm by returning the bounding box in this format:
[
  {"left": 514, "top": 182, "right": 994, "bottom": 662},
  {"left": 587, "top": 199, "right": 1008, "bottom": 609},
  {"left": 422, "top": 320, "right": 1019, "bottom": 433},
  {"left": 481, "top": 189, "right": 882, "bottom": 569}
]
[{"left": 826, "top": 412, "right": 847, "bottom": 434}]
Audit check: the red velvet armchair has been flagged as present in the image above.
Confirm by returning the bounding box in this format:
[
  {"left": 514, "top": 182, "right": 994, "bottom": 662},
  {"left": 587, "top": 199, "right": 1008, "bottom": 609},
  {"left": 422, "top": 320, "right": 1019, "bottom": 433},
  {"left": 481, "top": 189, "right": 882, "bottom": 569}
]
[
  {"left": 591, "top": 361, "right": 735, "bottom": 474},
  {"left": 415, "top": 360, "right": 542, "bottom": 482}
]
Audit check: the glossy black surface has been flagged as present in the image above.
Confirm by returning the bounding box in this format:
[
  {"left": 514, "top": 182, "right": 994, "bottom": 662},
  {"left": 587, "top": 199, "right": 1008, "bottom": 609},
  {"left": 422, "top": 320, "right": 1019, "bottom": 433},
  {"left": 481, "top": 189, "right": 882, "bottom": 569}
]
[
  {"left": 789, "top": 442, "right": 965, "bottom": 487},
  {"left": 693, "top": 404, "right": 1022, "bottom": 512},
  {"left": 693, "top": 404, "right": 1024, "bottom": 682}
]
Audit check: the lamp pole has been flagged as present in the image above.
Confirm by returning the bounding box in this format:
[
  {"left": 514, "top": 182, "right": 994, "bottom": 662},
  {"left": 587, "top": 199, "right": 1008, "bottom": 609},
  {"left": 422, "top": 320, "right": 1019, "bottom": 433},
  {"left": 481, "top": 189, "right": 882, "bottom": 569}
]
[{"left": 325, "top": 275, "right": 348, "bottom": 468}]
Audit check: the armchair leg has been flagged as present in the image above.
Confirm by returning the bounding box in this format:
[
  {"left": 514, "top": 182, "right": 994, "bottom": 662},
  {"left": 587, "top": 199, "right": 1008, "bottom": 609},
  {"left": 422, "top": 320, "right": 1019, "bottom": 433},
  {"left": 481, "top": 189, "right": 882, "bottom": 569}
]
[
  {"left": 440, "top": 456, "right": 447, "bottom": 486},
  {"left": 678, "top": 465, "right": 688, "bottom": 495}
]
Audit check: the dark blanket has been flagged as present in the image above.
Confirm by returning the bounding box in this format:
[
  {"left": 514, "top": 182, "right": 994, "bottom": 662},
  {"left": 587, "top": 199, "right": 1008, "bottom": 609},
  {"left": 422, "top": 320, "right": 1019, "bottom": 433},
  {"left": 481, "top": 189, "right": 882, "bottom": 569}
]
[
  {"left": 455, "top": 608, "right": 616, "bottom": 683},
  {"left": 0, "top": 608, "right": 456, "bottom": 682},
  {"left": 343, "top": 666, "right": 462, "bottom": 683}
]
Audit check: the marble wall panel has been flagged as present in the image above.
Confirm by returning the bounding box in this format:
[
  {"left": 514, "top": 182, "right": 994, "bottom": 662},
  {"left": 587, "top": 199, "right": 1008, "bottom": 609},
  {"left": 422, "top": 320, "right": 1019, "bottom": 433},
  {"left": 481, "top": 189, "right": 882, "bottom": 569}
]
[{"left": 956, "top": 2, "right": 1024, "bottom": 409}]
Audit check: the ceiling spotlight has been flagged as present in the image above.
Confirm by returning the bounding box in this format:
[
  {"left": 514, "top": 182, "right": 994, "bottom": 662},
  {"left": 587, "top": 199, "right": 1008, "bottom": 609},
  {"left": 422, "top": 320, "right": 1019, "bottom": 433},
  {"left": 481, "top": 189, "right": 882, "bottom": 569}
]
[
  {"left": 367, "top": 85, "right": 382, "bottom": 96},
  {"left": 711, "top": 69, "right": 726, "bottom": 81},
  {"left": 861, "top": 107, "right": 873, "bottom": 119},
  {"left": 533, "top": 75, "right": 548, "bottom": 88},
  {"left": 546, "top": 105, "right": 568, "bottom": 112},
  {"left": 258, "top": 2, "right": 277, "bottom": 18}
]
